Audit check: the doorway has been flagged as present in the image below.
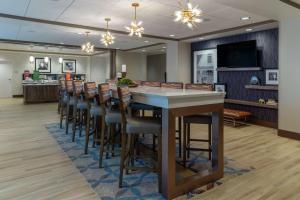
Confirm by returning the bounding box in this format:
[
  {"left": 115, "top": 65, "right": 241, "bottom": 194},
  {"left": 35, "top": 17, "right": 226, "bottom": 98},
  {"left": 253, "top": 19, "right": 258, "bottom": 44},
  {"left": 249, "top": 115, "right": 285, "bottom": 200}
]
[{"left": 0, "top": 61, "right": 13, "bottom": 98}]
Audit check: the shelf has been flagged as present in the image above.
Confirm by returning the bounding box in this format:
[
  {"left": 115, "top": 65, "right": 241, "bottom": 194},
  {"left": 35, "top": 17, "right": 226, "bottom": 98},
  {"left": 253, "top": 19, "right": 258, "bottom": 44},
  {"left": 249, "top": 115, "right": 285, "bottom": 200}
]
[
  {"left": 225, "top": 99, "right": 278, "bottom": 110},
  {"left": 245, "top": 85, "right": 278, "bottom": 91},
  {"left": 217, "top": 67, "right": 262, "bottom": 72}
]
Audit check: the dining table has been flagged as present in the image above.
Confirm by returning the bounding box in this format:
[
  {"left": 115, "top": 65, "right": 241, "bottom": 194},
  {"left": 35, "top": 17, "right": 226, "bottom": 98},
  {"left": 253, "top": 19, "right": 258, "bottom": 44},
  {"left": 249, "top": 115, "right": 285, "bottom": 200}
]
[{"left": 111, "top": 85, "right": 225, "bottom": 199}]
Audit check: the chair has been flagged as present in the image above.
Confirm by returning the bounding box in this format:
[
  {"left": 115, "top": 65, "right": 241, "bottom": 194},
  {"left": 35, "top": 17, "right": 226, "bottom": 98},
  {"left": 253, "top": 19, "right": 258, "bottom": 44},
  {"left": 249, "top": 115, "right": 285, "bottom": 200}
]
[
  {"left": 183, "top": 84, "right": 214, "bottom": 166},
  {"left": 71, "top": 80, "right": 88, "bottom": 142},
  {"left": 117, "top": 86, "right": 162, "bottom": 189},
  {"left": 84, "top": 82, "right": 103, "bottom": 154},
  {"left": 98, "top": 83, "right": 122, "bottom": 168},
  {"left": 57, "top": 79, "right": 66, "bottom": 114},
  {"left": 59, "top": 80, "right": 67, "bottom": 128},
  {"left": 161, "top": 82, "right": 184, "bottom": 157},
  {"left": 131, "top": 81, "right": 161, "bottom": 117},
  {"left": 65, "top": 80, "right": 75, "bottom": 134}
]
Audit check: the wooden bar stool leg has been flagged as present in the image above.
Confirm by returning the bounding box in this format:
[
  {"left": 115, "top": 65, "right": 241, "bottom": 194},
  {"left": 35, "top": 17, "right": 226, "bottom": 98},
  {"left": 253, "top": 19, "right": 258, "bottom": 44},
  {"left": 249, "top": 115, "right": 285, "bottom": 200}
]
[
  {"left": 99, "top": 118, "right": 106, "bottom": 168},
  {"left": 111, "top": 124, "right": 116, "bottom": 157},
  {"left": 72, "top": 105, "right": 77, "bottom": 142},
  {"left": 84, "top": 111, "right": 91, "bottom": 154},
  {"left": 119, "top": 132, "right": 127, "bottom": 188},
  {"left": 106, "top": 124, "right": 112, "bottom": 159},
  {"left": 65, "top": 103, "right": 70, "bottom": 134},
  {"left": 183, "top": 122, "right": 187, "bottom": 167},
  {"left": 187, "top": 123, "right": 191, "bottom": 159},
  {"left": 60, "top": 103, "right": 65, "bottom": 129},
  {"left": 92, "top": 116, "right": 96, "bottom": 148},
  {"left": 79, "top": 109, "right": 83, "bottom": 137}
]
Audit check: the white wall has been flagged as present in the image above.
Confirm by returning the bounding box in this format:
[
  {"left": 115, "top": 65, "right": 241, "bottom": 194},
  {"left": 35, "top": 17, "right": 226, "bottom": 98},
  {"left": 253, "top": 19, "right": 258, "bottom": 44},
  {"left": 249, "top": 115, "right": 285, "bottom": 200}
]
[
  {"left": 90, "top": 53, "right": 110, "bottom": 84},
  {"left": 116, "top": 51, "right": 147, "bottom": 81},
  {"left": 0, "top": 50, "right": 88, "bottom": 95},
  {"left": 279, "top": 20, "right": 300, "bottom": 134}
]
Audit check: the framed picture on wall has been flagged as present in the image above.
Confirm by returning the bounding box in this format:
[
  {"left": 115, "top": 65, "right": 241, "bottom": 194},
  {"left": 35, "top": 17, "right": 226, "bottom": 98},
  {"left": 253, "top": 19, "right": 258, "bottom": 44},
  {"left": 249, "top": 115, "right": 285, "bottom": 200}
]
[
  {"left": 266, "top": 69, "right": 279, "bottom": 85},
  {"left": 35, "top": 58, "right": 51, "bottom": 73},
  {"left": 214, "top": 83, "right": 227, "bottom": 97},
  {"left": 62, "top": 59, "right": 76, "bottom": 73}
]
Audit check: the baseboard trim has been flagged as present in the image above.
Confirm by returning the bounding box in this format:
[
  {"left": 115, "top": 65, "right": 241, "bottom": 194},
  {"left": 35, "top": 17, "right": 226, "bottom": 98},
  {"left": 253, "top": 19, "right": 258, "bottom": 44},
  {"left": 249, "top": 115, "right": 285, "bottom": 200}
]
[
  {"left": 278, "top": 129, "right": 300, "bottom": 141},
  {"left": 251, "top": 119, "right": 278, "bottom": 129},
  {"left": 13, "top": 95, "right": 24, "bottom": 98}
]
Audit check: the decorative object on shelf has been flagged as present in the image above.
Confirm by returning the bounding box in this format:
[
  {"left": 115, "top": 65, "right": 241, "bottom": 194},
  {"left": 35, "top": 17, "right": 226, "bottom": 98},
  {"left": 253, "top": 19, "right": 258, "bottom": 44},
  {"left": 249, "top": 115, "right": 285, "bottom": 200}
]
[
  {"left": 117, "top": 78, "right": 138, "bottom": 87},
  {"left": 193, "top": 49, "right": 217, "bottom": 84},
  {"left": 266, "top": 69, "right": 279, "bottom": 85},
  {"left": 29, "top": 56, "right": 35, "bottom": 64},
  {"left": 250, "top": 76, "right": 260, "bottom": 85},
  {"left": 266, "top": 99, "right": 277, "bottom": 106},
  {"left": 258, "top": 98, "right": 266, "bottom": 104},
  {"left": 125, "top": 3, "right": 144, "bottom": 37},
  {"left": 81, "top": 31, "right": 94, "bottom": 54},
  {"left": 174, "top": 0, "right": 203, "bottom": 29},
  {"left": 101, "top": 18, "right": 115, "bottom": 47},
  {"left": 214, "top": 83, "right": 227, "bottom": 97},
  {"left": 58, "top": 57, "right": 63, "bottom": 64},
  {"left": 35, "top": 57, "right": 51, "bottom": 73},
  {"left": 62, "top": 59, "right": 76, "bottom": 74}
]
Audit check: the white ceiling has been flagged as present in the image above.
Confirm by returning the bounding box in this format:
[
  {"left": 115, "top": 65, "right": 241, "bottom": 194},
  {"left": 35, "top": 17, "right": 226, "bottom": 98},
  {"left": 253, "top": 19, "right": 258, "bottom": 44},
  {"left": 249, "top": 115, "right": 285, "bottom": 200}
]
[{"left": 0, "top": 0, "right": 273, "bottom": 50}]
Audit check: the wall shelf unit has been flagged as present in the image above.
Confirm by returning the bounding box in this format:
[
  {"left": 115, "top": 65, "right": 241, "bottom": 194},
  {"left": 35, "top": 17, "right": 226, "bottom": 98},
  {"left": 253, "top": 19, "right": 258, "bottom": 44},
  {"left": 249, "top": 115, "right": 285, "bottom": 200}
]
[
  {"left": 217, "top": 67, "right": 262, "bottom": 72},
  {"left": 225, "top": 99, "right": 278, "bottom": 110},
  {"left": 245, "top": 85, "right": 278, "bottom": 91}
]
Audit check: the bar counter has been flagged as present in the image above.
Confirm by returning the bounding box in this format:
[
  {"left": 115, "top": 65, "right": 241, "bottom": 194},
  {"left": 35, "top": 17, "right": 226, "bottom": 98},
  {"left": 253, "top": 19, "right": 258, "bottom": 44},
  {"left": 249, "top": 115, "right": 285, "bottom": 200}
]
[{"left": 23, "top": 83, "right": 59, "bottom": 104}]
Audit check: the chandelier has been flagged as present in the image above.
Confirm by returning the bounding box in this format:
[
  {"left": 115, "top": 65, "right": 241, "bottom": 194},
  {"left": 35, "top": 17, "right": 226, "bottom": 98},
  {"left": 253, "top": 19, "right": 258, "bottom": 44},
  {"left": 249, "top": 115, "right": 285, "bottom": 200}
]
[
  {"left": 174, "top": 0, "right": 203, "bottom": 29},
  {"left": 81, "top": 31, "right": 95, "bottom": 54},
  {"left": 101, "top": 18, "right": 115, "bottom": 47},
  {"left": 125, "top": 3, "right": 144, "bottom": 37}
]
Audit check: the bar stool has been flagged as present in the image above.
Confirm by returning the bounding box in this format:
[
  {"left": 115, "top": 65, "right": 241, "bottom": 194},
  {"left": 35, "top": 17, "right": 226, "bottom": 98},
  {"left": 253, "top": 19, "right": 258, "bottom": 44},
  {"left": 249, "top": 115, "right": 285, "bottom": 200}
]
[
  {"left": 84, "top": 82, "right": 103, "bottom": 154},
  {"left": 117, "top": 86, "right": 162, "bottom": 189},
  {"left": 161, "top": 82, "right": 184, "bottom": 157},
  {"left": 57, "top": 79, "right": 66, "bottom": 114},
  {"left": 98, "top": 83, "right": 121, "bottom": 168},
  {"left": 65, "top": 80, "right": 75, "bottom": 134},
  {"left": 182, "top": 84, "right": 214, "bottom": 166},
  {"left": 130, "top": 81, "right": 161, "bottom": 117},
  {"left": 72, "top": 80, "right": 88, "bottom": 142},
  {"left": 59, "top": 80, "right": 67, "bottom": 128}
]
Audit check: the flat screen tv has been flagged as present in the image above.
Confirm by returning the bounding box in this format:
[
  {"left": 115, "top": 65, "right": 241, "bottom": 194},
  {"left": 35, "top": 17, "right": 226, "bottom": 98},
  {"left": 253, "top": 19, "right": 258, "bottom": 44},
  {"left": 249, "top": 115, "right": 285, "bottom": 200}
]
[{"left": 217, "top": 40, "right": 257, "bottom": 68}]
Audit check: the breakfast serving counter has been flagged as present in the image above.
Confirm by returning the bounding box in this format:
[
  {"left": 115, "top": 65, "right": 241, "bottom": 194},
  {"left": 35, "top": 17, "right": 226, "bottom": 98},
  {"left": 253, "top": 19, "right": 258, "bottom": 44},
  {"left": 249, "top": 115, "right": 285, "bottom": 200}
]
[{"left": 23, "top": 83, "right": 59, "bottom": 104}]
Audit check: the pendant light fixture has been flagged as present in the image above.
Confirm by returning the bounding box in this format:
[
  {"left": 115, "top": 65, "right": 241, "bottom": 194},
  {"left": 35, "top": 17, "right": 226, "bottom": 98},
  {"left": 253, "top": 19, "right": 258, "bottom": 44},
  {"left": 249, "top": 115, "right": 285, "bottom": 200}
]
[
  {"left": 174, "top": 0, "right": 202, "bottom": 29},
  {"left": 101, "top": 18, "right": 115, "bottom": 47},
  {"left": 81, "top": 31, "right": 95, "bottom": 54},
  {"left": 125, "top": 3, "right": 144, "bottom": 37}
]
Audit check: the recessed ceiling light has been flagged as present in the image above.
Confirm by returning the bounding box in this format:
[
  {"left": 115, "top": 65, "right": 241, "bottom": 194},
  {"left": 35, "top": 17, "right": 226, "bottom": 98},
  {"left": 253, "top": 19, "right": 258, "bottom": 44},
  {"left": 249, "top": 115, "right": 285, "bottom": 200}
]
[
  {"left": 142, "top": 49, "right": 146, "bottom": 52},
  {"left": 246, "top": 28, "right": 253, "bottom": 32},
  {"left": 169, "top": 34, "right": 175, "bottom": 37},
  {"left": 241, "top": 16, "right": 251, "bottom": 21},
  {"left": 77, "top": 32, "right": 83, "bottom": 35},
  {"left": 144, "top": 40, "right": 149, "bottom": 43},
  {"left": 162, "top": 46, "right": 166, "bottom": 49},
  {"left": 60, "top": 42, "right": 64, "bottom": 45},
  {"left": 199, "top": 37, "right": 204, "bottom": 40}
]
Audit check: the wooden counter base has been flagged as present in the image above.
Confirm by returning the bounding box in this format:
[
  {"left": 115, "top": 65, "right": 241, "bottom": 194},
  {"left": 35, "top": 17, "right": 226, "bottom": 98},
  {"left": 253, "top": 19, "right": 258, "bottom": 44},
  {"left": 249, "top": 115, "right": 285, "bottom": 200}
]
[{"left": 23, "top": 84, "right": 59, "bottom": 104}]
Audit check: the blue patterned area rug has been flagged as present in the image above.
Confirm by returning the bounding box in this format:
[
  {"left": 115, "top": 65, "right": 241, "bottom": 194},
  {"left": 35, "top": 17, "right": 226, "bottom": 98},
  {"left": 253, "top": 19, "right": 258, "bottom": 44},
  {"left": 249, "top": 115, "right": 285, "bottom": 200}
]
[{"left": 45, "top": 123, "right": 253, "bottom": 200}]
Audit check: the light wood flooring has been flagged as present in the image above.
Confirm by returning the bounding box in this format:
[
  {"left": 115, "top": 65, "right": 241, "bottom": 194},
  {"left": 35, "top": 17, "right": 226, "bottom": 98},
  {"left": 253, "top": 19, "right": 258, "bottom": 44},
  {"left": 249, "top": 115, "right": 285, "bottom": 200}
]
[{"left": 0, "top": 98, "right": 300, "bottom": 200}]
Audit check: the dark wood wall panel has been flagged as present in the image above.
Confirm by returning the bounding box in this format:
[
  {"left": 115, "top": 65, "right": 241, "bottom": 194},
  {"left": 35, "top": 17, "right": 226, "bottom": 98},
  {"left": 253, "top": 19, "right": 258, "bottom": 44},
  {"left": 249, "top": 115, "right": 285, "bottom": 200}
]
[{"left": 191, "top": 29, "right": 279, "bottom": 124}]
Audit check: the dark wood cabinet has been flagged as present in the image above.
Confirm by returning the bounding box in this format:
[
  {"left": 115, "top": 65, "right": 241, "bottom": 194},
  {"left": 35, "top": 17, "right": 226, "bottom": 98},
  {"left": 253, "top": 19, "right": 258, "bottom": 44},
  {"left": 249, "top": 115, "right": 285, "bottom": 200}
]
[{"left": 23, "top": 85, "right": 59, "bottom": 104}]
